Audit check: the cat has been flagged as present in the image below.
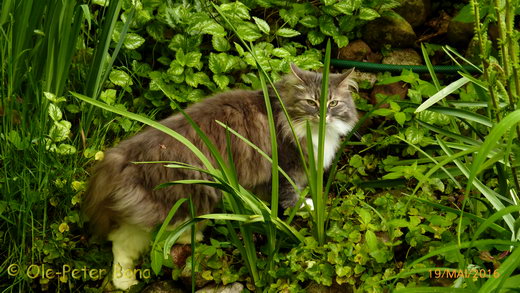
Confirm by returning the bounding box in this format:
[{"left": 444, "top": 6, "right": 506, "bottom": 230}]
[{"left": 82, "top": 64, "right": 358, "bottom": 290}]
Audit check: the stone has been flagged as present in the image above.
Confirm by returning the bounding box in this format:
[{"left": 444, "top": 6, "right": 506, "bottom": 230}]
[
  {"left": 446, "top": 19, "right": 474, "bottom": 48},
  {"left": 141, "top": 280, "right": 186, "bottom": 293},
  {"left": 338, "top": 40, "right": 372, "bottom": 61},
  {"left": 362, "top": 11, "right": 416, "bottom": 50},
  {"left": 170, "top": 245, "right": 192, "bottom": 268},
  {"left": 180, "top": 264, "right": 211, "bottom": 289},
  {"left": 370, "top": 82, "right": 409, "bottom": 106},
  {"left": 394, "top": 0, "right": 430, "bottom": 27},
  {"left": 195, "top": 282, "right": 244, "bottom": 293},
  {"left": 382, "top": 49, "right": 422, "bottom": 66},
  {"left": 351, "top": 71, "right": 378, "bottom": 89}
]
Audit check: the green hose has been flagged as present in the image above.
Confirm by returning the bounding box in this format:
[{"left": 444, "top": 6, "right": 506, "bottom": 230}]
[{"left": 331, "top": 58, "right": 481, "bottom": 73}]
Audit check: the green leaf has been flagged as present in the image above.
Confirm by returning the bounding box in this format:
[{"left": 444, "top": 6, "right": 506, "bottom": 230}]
[
  {"left": 308, "top": 30, "right": 325, "bottom": 45},
  {"left": 185, "top": 52, "right": 202, "bottom": 69},
  {"left": 55, "top": 143, "right": 76, "bottom": 155},
  {"left": 214, "top": 74, "right": 230, "bottom": 90},
  {"left": 212, "top": 36, "right": 230, "bottom": 52},
  {"left": 220, "top": 2, "right": 250, "bottom": 20},
  {"left": 49, "top": 121, "right": 72, "bottom": 142},
  {"left": 44, "top": 92, "right": 66, "bottom": 103},
  {"left": 300, "top": 15, "right": 318, "bottom": 28},
  {"left": 109, "top": 70, "right": 133, "bottom": 87},
  {"left": 319, "top": 15, "right": 338, "bottom": 36},
  {"left": 168, "top": 60, "right": 185, "bottom": 76},
  {"left": 100, "top": 89, "right": 117, "bottom": 105},
  {"left": 272, "top": 48, "right": 291, "bottom": 58},
  {"left": 279, "top": 9, "right": 299, "bottom": 27},
  {"left": 252, "top": 16, "right": 270, "bottom": 34},
  {"left": 123, "top": 33, "right": 145, "bottom": 49},
  {"left": 405, "top": 127, "right": 423, "bottom": 145},
  {"left": 209, "top": 53, "right": 237, "bottom": 74},
  {"left": 359, "top": 7, "right": 380, "bottom": 20},
  {"left": 394, "top": 112, "right": 406, "bottom": 126},
  {"left": 333, "top": 35, "right": 348, "bottom": 47},
  {"left": 275, "top": 28, "right": 301, "bottom": 38},
  {"left": 236, "top": 23, "right": 262, "bottom": 42},
  {"left": 452, "top": 4, "right": 473, "bottom": 23},
  {"left": 365, "top": 230, "right": 378, "bottom": 251},
  {"left": 185, "top": 71, "right": 210, "bottom": 88},
  {"left": 191, "top": 20, "right": 226, "bottom": 37},
  {"left": 48, "top": 103, "right": 62, "bottom": 121}
]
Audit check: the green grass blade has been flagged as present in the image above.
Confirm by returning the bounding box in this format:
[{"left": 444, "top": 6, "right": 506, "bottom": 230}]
[
  {"left": 214, "top": 120, "right": 298, "bottom": 191},
  {"left": 71, "top": 92, "right": 215, "bottom": 170},
  {"left": 416, "top": 120, "right": 481, "bottom": 145},
  {"left": 151, "top": 198, "right": 188, "bottom": 274},
  {"left": 437, "top": 138, "right": 516, "bottom": 233},
  {"left": 415, "top": 77, "right": 470, "bottom": 113},
  {"left": 421, "top": 43, "right": 441, "bottom": 91},
  {"left": 467, "top": 110, "right": 520, "bottom": 202},
  {"left": 84, "top": 0, "right": 122, "bottom": 98},
  {"left": 427, "top": 106, "right": 494, "bottom": 127}
]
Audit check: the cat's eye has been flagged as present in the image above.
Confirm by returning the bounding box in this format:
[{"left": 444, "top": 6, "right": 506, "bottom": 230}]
[
  {"left": 305, "top": 99, "right": 318, "bottom": 107},
  {"left": 329, "top": 100, "right": 339, "bottom": 107}
]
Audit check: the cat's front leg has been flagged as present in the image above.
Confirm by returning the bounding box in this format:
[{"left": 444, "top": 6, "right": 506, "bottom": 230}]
[
  {"left": 279, "top": 175, "right": 313, "bottom": 210},
  {"left": 108, "top": 224, "right": 150, "bottom": 290}
]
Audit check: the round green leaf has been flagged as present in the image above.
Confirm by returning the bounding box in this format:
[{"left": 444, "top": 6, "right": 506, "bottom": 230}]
[{"left": 109, "top": 70, "right": 133, "bottom": 87}]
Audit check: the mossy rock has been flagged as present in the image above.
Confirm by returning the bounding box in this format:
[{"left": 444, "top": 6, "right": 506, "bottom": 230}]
[{"left": 362, "top": 11, "right": 416, "bottom": 50}]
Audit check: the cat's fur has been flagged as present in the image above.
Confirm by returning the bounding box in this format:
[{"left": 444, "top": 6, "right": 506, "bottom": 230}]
[{"left": 83, "top": 64, "right": 357, "bottom": 290}]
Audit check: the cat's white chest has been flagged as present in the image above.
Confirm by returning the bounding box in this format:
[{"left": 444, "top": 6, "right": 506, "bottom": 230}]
[{"left": 296, "top": 119, "right": 352, "bottom": 169}]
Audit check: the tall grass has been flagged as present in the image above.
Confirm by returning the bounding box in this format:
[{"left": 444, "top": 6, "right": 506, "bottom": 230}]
[
  {"left": 393, "top": 0, "right": 520, "bottom": 291},
  {"left": 0, "top": 0, "right": 126, "bottom": 291}
]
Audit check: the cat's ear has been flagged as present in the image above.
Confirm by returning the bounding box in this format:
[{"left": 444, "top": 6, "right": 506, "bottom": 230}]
[
  {"left": 337, "top": 68, "right": 358, "bottom": 92},
  {"left": 290, "top": 63, "right": 306, "bottom": 82}
]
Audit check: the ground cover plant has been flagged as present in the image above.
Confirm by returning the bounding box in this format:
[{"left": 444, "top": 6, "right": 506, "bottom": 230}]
[{"left": 1, "top": 0, "right": 520, "bottom": 292}]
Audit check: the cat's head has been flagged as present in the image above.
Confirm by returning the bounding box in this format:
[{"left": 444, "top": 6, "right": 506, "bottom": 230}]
[{"left": 278, "top": 64, "right": 358, "bottom": 137}]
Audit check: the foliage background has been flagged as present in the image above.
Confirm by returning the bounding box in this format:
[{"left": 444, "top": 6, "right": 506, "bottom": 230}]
[{"left": 1, "top": 0, "right": 520, "bottom": 292}]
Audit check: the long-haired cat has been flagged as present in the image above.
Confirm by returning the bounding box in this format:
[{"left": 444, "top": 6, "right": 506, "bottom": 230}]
[{"left": 83, "top": 64, "right": 357, "bottom": 290}]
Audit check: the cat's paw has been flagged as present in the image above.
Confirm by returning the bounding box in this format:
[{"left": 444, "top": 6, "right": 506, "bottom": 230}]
[
  {"left": 300, "top": 198, "right": 315, "bottom": 210},
  {"left": 112, "top": 275, "right": 138, "bottom": 291}
]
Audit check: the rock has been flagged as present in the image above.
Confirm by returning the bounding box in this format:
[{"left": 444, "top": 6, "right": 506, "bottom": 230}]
[
  {"left": 446, "top": 19, "right": 474, "bottom": 48},
  {"left": 394, "top": 0, "right": 430, "bottom": 27},
  {"left": 180, "top": 265, "right": 211, "bottom": 289},
  {"left": 170, "top": 245, "right": 192, "bottom": 267},
  {"left": 195, "top": 282, "right": 244, "bottom": 293},
  {"left": 370, "top": 82, "right": 409, "bottom": 106},
  {"left": 351, "top": 71, "right": 378, "bottom": 89},
  {"left": 338, "top": 40, "right": 372, "bottom": 61},
  {"left": 362, "top": 11, "right": 416, "bottom": 50},
  {"left": 141, "top": 280, "right": 186, "bottom": 293},
  {"left": 382, "top": 49, "right": 422, "bottom": 65}
]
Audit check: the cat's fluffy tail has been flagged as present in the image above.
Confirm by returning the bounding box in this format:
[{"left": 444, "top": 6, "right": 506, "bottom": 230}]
[{"left": 82, "top": 151, "right": 127, "bottom": 237}]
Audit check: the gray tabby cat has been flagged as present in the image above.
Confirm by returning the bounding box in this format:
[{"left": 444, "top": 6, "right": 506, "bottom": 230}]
[{"left": 83, "top": 64, "right": 357, "bottom": 290}]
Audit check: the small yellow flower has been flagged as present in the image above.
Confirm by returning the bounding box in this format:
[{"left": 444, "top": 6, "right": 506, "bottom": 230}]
[
  {"left": 95, "top": 151, "right": 104, "bottom": 161},
  {"left": 58, "top": 222, "right": 70, "bottom": 233}
]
